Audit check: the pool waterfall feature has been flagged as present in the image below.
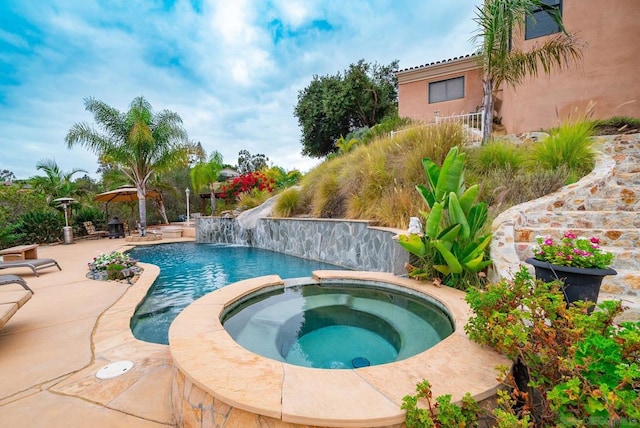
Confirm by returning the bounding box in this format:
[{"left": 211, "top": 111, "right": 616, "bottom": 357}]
[{"left": 195, "top": 216, "right": 409, "bottom": 274}]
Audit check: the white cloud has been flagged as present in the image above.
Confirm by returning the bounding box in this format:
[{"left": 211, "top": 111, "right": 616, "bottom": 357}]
[{"left": 0, "top": 0, "right": 481, "bottom": 180}]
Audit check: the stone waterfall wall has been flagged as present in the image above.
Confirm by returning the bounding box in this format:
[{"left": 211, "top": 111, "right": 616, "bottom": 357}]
[{"left": 196, "top": 217, "right": 409, "bottom": 274}]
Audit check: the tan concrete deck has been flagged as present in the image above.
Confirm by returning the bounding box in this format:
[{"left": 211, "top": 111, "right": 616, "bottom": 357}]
[{"left": 0, "top": 237, "right": 191, "bottom": 427}]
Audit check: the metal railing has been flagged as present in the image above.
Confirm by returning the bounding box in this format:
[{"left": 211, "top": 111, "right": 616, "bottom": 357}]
[
  {"left": 435, "top": 111, "right": 484, "bottom": 143},
  {"left": 391, "top": 111, "right": 484, "bottom": 143}
]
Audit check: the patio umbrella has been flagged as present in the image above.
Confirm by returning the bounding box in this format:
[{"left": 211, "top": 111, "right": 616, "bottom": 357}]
[{"left": 94, "top": 186, "right": 161, "bottom": 203}]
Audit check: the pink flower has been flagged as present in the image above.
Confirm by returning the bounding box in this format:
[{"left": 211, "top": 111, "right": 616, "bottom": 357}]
[
  {"left": 564, "top": 232, "right": 577, "bottom": 239},
  {"left": 590, "top": 237, "right": 600, "bottom": 244},
  {"left": 544, "top": 238, "right": 554, "bottom": 246}
]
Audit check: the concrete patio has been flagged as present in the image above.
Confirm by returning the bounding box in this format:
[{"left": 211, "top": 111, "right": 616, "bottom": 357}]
[{"left": 0, "top": 237, "right": 192, "bottom": 427}]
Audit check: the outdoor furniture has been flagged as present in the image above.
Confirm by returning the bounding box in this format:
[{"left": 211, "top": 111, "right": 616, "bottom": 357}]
[
  {"left": 107, "top": 217, "right": 125, "bottom": 238},
  {"left": 0, "top": 244, "right": 39, "bottom": 261},
  {"left": 0, "top": 274, "right": 33, "bottom": 329},
  {"left": 83, "top": 221, "right": 109, "bottom": 239},
  {"left": 0, "top": 258, "right": 61, "bottom": 277}
]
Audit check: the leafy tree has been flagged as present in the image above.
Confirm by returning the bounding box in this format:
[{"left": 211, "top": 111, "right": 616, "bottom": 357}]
[
  {"left": 0, "top": 169, "right": 16, "bottom": 182},
  {"left": 66, "top": 96, "right": 189, "bottom": 235},
  {"left": 237, "top": 149, "right": 268, "bottom": 174},
  {"left": 294, "top": 59, "right": 399, "bottom": 157},
  {"left": 29, "top": 158, "right": 87, "bottom": 203},
  {"left": 473, "top": 0, "right": 582, "bottom": 141},
  {"left": 191, "top": 151, "right": 224, "bottom": 215}
]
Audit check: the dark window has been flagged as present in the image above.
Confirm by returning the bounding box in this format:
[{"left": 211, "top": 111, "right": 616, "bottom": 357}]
[
  {"left": 525, "top": 0, "right": 562, "bottom": 40},
  {"left": 428, "top": 77, "right": 464, "bottom": 103}
]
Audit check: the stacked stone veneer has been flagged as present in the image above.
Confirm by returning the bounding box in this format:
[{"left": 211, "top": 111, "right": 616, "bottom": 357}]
[
  {"left": 196, "top": 217, "right": 409, "bottom": 274},
  {"left": 172, "top": 366, "right": 404, "bottom": 428},
  {"left": 491, "top": 134, "right": 640, "bottom": 307}
]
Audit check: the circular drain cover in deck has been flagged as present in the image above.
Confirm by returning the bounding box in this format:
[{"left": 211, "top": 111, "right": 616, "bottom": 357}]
[{"left": 96, "top": 360, "right": 134, "bottom": 379}]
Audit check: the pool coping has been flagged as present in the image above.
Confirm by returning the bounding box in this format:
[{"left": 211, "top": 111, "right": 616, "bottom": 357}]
[{"left": 169, "top": 270, "right": 510, "bottom": 427}]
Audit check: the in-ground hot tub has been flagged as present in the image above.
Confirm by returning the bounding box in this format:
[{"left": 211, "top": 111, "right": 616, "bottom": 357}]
[
  {"left": 221, "top": 279, "right": 454, "bottom": 369},
  {"left": 169, "top": 271, "right": 509, "bottom": 428}
]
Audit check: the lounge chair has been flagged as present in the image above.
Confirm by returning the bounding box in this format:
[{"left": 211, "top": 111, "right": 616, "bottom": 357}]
[
  {"left": 83, "top": 221, "right": 109, "bottom": 239},
  {"left": 0, "top": 258, "right": 61, "bottom": 276},
  {"left": 0, "top": 274, "right": 33, "bottom": 293},
  {"left": 0, "top": 274, "right": 33, "bottom": 329}
]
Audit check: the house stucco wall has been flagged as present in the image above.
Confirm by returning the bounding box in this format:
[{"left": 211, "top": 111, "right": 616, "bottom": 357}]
[
  {"left": 500, "top": 0, "right": 640, "bottom": 133},
  {"left": 397, "top": 57, "right": 483, "bottom": 123},
  {"left": 397, "top": 0, "right": 639, "bottom": 134}
]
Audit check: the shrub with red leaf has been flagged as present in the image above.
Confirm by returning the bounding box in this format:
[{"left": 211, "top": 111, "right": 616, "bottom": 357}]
[{"left": 219, "top": 171, "right": 275, "bottom": 202}]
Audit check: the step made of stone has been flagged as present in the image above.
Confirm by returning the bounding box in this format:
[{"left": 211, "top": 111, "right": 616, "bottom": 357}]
[
  {"left": 601, "top": 185, "right": 640, "bottom": 200},
  {"left": 614, "top": 171, "right": 640, "bottom": 186},
  {"left": 613, "top": 160, "right": 640, "bottom": 174},
  {"left": 523, "top": 211, "right": 640, "bottom": 229},
  {"left": 583, "top": 197, "right": 640, "bottom": 211},
  {"left": 515, "top": 244, "right": 640, "bottom": 271},
  {"left": 601, "top": 270, "right": 640, "bottom": 297},
  {"left": 514, "top": 227, "right": 640, "bottom": 248}
]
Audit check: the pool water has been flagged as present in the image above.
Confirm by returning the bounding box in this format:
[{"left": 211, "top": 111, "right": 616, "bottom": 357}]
[
  {"left": 222, "top": 283, "right": 454, "bottom": 369},
  {"left": 129, "top": 243, "right": 346, "bottom": 344}
]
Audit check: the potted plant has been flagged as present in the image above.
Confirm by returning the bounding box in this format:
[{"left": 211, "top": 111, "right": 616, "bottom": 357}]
[{"left": 525, "top": 231, "right": 616, "bottom": 312}]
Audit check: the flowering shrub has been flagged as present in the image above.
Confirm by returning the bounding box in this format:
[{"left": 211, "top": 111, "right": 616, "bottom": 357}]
[
  {"left": 219, "top": 171, "right": 275, "bottom": 202},
  {"left": 89, "top": 251, "right": 137, "bottom": 271},
  {"left": 532, "top": 231, "right": 614, "bottom": 269}
]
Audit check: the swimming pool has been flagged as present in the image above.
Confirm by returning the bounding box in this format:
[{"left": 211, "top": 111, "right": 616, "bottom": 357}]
[{"left": 129, "top": 242, "right": 346, "bottom": 344}]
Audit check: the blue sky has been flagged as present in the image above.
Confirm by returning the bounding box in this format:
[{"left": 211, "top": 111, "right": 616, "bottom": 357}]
[{"left": 0, "top": 0, "right": 480, "bottom": 180}]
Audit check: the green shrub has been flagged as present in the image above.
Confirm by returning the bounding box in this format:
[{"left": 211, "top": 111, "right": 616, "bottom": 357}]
[
  {"left": 237, "top": 188, "right": 271, "bottom": 210},
  {"left": 474, "top": 166, "right": 569, "bottom": 216},
  {"left": 591, "top": 116, "right": 640, "bottom": 134},
  {"left": 532, "top": 121, "right": 597, "bottom": 183},
  {"left": 397, "top": 146, "right": 492, "bottom": 289},
  {"left": 6, "top": 210, "right": 64, "bottom": 245},
  {"left": 106, "top": 263, "right": 125, "bottom": 280},
  {"left": 301, "top": 121, "right": 467, "bottom": 228},
  {"left": 468, "top": 140, "right": 526, "bottom": 173},
  {"left": 464, "top": 266, "right": 640, "bottom": 426},
  {"left": 402, "top": 380, "right": 481, "bottom": 428},
  {"left": 74, "top": 206, "right": 105, "bottom": 231},
  {"left": 273, "top": 187, "right": 301, "bottom": 217}
]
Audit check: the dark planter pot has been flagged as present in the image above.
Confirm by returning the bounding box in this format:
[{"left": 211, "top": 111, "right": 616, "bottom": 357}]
[{"left": 525, "top": 258, "right": 617, "bottom": 313}]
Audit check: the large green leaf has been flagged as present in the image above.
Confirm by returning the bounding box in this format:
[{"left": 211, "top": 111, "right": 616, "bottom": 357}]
[
  {"left": 433, "top": 240, "right": 463, "bottom": 274},
  {"left": 458, "top": 184, "right": 479, "bottom": 215},
  {"left": 397, "top": 234, "right": 427, "bottom": 258},
  {"left": 448, "top": 192, "right": 470, "bottom": 238},
  {"left": 438, "top": 223, "right": 461, "bottom": 243},
  {"left": 461, "top": 234, "right": 492, "bottom": 264},
  {"left": 424, "top": 202, "right": 444, "bottom": 238},
  {"left": 467, "top": 202, "right": 489, "bottom": 238},
  {"left": 421, "top": 158, "right": 440, "bottom": 195},
  {"left": 435, "top": 147, "right": 465, "bottom": 201},
  {"left": 416, "top": 184, "right": 435, "bottom": 209}
]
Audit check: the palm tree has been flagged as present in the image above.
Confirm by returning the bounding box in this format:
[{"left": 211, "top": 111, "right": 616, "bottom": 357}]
[
  {"left": 66, "top": 96, "right": 189, "bottom": 235},
  {"left": 190, "top": 151, "right": 224, "bottom": 216},
  {"left": 473, "top": 0, "right": 583, "bottom": 141},
  {"left": 29, "top": 158, "right": 87, "bottom": 203}
]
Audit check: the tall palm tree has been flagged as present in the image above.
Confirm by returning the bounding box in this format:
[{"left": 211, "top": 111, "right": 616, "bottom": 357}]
[
  {"left": 66, "top": 96, "right": 189, "bottom": 235},
  {"left": 473, "top": 0, "right": 583, "bottom": 141},
  {"left": 29, "top": 158, "right": 87, "bottom": 203},
  {"left": 190, "top": 151, "right": 224, "bottom": 216}
]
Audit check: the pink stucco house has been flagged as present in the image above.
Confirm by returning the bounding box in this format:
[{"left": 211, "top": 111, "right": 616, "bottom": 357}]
[{"left": 396, "top": 0, "right": 639, "bottom": 135}]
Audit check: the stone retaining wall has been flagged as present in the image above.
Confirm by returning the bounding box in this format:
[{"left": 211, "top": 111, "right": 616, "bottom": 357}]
[{"left": 196, "top": 217, "right": 408, "bottom": 274}]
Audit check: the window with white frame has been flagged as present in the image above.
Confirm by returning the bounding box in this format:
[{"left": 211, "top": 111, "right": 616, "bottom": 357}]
[
  {"left": 428, "top": 76, "right": 464, "bottom": 103},
  {"left": 525, "top": 0, "right": 562, "bottom": 40}
]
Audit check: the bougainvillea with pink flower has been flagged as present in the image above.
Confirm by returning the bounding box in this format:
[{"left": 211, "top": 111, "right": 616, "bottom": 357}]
[
  {"left": 532, "top": 231, "right": 614, "bottom": 269},
  {"left": 219, "top": 171, "right": 275, "bottom": 202}
]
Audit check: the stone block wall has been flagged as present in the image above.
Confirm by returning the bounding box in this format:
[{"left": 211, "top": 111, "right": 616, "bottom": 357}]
[{"left": 196, "top": 217, "right": 408, "bottom": 274}]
